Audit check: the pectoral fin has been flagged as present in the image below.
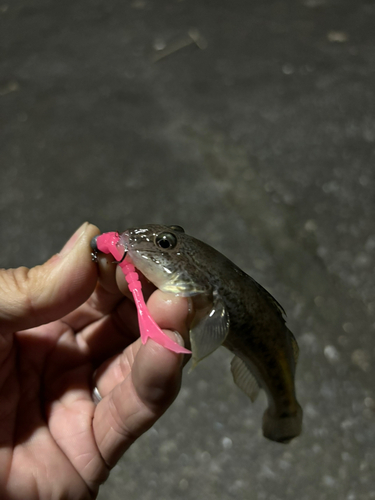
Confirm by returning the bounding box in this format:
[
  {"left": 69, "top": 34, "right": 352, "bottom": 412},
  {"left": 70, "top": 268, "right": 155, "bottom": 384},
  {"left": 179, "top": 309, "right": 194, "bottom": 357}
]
[
  {"left": 230, "top": 355, "right": 261, "bottom": 402},
  {"left": 189, "top": 294, "right": 230, "bottom": 368}
]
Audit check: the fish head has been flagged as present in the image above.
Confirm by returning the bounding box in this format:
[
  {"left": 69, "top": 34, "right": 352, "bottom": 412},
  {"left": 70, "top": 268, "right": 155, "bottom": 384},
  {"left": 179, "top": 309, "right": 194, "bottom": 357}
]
[
  {"left": 118, "top": 224, "right": 210, "bottom": 296},
  {"left": 120, "top": 224, "right": 231, "bottom": 365}
]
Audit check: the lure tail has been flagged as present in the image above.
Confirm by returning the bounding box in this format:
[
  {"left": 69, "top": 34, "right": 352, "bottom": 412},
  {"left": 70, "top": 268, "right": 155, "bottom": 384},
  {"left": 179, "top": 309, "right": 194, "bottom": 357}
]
[{"left": 124, "top": 265, "right": 190, "bottom": 354}]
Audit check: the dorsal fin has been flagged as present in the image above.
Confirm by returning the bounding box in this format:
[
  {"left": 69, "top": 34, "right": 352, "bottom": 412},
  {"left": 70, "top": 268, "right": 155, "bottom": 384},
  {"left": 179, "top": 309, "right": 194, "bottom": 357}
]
[
  {"left": 247, "top": 276, "right": 286, "bottom": 319},
  {"left": 230, "top": 355, "right": 261, "bottom": 402},
  {"left": 288, "top": 328, "right": 299, "bottom": 364}
]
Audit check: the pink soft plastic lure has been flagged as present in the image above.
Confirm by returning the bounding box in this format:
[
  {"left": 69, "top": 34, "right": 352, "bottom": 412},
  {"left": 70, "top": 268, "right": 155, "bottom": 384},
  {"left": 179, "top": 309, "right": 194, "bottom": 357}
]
[{"left": 93, "top": 232, "right": 191, "bottom": 355}]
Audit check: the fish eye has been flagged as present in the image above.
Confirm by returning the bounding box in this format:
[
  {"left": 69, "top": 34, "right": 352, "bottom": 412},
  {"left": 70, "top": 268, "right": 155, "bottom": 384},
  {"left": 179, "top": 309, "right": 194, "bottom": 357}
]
[
  {"left": 168, "top": 225, "right": 185, "bottom": 233},
  {"left": 155, "top": 232, "right": 178, "bottom": 250}
]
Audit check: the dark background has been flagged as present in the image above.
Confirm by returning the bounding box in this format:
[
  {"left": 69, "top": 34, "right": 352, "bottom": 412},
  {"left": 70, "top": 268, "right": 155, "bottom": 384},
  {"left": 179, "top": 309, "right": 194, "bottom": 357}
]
[{"left": 1, "top": 0, "right": 374, "bottom": 499}]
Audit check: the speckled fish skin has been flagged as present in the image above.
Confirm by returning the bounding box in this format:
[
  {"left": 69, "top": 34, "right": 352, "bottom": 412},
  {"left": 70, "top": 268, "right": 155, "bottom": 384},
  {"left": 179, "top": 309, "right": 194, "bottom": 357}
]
[{"left": 118, "top": 224, "right": 303, "bottom": 443}]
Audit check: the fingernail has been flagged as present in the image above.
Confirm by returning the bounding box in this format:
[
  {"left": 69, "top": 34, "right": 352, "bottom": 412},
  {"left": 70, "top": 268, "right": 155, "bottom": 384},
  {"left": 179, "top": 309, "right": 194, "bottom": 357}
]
[
  {"left": 171, "top": 331, "right": 186, "bottom": 366},
  {"left": 59, "top": 222, "right": 89, "bottom": 257},
  {"left": 172, "top": 330, "right": 185, "bottom": 347}
]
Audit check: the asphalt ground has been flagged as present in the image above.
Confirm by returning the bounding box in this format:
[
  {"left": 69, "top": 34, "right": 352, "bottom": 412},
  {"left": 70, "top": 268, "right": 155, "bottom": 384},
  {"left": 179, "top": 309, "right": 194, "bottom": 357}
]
[{"left": 1, "top": 0, "right": 374, "bottom": 499}]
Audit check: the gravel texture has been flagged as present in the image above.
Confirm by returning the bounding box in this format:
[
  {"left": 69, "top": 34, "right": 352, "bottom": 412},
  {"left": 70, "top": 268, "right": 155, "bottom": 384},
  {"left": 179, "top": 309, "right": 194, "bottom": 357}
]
[{"left": 1, "top": 0, "right": 374, "bottom": 499}]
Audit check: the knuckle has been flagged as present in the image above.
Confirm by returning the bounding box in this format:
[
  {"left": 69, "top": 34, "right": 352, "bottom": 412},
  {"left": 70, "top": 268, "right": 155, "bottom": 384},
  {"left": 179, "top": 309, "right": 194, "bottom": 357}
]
[{"left": 0, "top": 266, "right": 35, "bottom": 321}]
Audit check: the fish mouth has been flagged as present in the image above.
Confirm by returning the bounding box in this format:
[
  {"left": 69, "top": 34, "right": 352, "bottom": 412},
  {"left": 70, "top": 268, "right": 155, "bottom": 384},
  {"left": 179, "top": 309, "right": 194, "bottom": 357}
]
[
  {"left": 116, "top": 231, "right": 130, "bottom": 263},
  {"left": 118, "top": 231, "right": 131, "bottom": 258},
  {"left": 114, "top": 250, "right": 127, "bottom": 264}
]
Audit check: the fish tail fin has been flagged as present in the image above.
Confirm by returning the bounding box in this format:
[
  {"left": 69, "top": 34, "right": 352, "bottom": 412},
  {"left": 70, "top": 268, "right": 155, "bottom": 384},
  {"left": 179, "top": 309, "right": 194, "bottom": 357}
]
[{"left": 262, "top": 404, "right": 303, "bottom": 443}]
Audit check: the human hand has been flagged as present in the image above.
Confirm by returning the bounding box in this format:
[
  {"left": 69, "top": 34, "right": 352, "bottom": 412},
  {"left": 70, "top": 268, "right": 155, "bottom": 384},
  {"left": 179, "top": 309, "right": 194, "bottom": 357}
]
[{"left": 0, "top": 223, "right": 190, "bottom": 500}]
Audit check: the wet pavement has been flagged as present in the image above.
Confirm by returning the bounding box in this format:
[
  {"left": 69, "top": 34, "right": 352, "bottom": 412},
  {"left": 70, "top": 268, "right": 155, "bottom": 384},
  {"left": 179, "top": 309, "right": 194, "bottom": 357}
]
[{"left": 1, "top": 0, "right": 374, "bottom": 499}]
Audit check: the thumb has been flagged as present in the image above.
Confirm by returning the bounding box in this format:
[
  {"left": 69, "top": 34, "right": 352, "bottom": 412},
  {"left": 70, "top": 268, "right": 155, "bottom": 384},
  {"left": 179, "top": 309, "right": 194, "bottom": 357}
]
[{"left": 0, "top": 222, "right": 100, "bottom": 334}]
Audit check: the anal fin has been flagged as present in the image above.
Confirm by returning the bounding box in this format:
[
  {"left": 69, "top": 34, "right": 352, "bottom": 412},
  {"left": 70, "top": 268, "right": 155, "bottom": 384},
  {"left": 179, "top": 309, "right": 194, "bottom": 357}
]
[{"left": 230, "top": 355, "right": 261, "bottom": 402}]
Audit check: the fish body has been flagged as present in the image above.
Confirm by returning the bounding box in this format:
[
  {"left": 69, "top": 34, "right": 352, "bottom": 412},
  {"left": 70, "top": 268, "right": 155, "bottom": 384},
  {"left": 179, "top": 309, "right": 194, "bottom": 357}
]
[{"left": 118, "top": 224, "right": 302, "bottom": 443}]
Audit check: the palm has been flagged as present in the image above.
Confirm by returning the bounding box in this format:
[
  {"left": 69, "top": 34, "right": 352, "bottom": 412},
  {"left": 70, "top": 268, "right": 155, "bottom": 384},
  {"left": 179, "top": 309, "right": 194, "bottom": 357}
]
[{"left": 8, "top": 324, "right": 99, "bottom": 500}]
